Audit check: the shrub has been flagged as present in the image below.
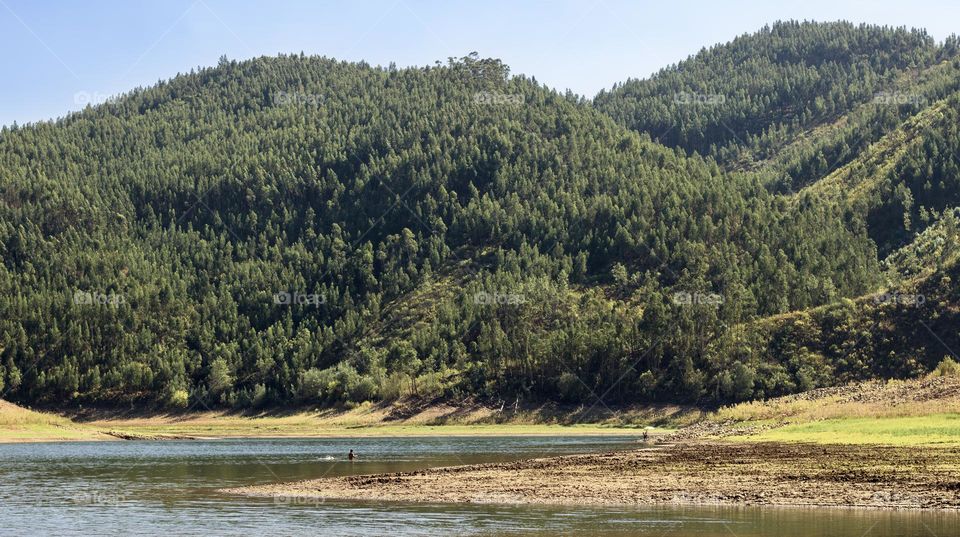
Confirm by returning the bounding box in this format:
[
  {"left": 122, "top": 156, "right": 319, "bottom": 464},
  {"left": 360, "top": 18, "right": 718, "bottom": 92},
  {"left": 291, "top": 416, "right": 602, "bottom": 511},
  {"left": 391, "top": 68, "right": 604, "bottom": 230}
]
[
  {"left": 350, "top": 377, "right": 379, "bottom": 402},
  {"left": 380, "top": 372, "right": 412, "bottom": 401},
  {"left": 235, "top": 384, "right": 270, "bottom": 408},
  {"left": 206, "top": 358, "right": 233, "bottom": 396},
  {"left": 299, "top": 367, "right": 330, "bottom": 402},
  {"left": 634, "top": 370, "right": 657, "bottom": 399},
  {"left": 167, "top": 389, "right": 190, "bottom": 409},
  {"left": 251, "top": 383, "right": 269, "bottom": 407},
  {"left": 299, "top": 364, "right": 375, "bottom": 404},
  {"left": 414, "top": 371, "right": 445, "bottom": 399},
  {"left": 930, "top": 356, "right": 960, "bottom": 377},
  {"left": 556, "top": 372, "right": 587, "bottom": 403}
]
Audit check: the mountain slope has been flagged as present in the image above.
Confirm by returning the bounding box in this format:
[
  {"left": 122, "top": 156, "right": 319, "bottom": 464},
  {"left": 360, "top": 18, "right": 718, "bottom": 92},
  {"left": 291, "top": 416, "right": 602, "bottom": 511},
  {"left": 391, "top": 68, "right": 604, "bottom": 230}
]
[
  {"left": 794, "top": 89, "right": 960, "bottom": 259},
  {"left": 594, "top": 21, "right": 956, "bottom": 166},
  {"left": 2, "top": 24, "right": 958, "bottom": 411}
]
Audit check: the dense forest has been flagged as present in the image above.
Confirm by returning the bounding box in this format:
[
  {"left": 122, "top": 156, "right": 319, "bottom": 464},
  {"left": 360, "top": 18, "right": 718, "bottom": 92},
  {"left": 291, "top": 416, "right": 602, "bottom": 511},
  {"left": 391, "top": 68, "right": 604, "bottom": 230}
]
[
  {"left": 595, "top": 22, "right": 955, "bottom": 158},
  {"left": 1, "top": 21, "right": 959, "bottom": 410}
]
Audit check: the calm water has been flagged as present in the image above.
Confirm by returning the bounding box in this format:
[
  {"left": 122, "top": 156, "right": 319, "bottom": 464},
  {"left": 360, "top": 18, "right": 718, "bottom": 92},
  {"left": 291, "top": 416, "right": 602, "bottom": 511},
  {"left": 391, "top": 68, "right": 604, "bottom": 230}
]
[{"left": 0, "top": 436, "right": 956, "bottom": 536}]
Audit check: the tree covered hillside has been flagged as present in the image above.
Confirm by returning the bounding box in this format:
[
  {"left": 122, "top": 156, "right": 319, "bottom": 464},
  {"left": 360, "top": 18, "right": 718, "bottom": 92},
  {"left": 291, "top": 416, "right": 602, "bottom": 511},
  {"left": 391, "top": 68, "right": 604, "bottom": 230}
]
[
  {"left": 594, "top": 21, "right": 957, "bottom": 165},
  {"left": 2, "top": 22, "right": 957, "bottom": 410}
]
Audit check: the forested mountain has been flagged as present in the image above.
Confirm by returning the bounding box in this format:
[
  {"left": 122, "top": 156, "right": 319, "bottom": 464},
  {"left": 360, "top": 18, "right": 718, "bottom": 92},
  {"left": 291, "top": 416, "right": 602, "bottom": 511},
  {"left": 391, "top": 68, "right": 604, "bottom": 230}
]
[
  {"left": 594, "top": 21, "right": 959, "bottom": 170},
  {"left": 1, "top": 21, "right": 959, "bottom": 410}
]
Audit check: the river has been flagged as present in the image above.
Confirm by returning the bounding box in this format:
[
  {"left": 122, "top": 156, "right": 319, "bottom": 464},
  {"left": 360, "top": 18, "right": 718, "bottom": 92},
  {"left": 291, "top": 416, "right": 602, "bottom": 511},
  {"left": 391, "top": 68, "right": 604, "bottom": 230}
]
[{"left": 1, "top": 436, "right": 955, "bottom": 536}]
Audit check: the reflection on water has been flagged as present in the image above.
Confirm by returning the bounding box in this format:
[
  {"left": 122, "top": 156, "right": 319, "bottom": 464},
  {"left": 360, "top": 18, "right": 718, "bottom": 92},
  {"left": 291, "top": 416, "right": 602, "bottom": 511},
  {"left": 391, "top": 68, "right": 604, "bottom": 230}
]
[{"left": 0, "top": 436, "right": 955, "bottom": 536}]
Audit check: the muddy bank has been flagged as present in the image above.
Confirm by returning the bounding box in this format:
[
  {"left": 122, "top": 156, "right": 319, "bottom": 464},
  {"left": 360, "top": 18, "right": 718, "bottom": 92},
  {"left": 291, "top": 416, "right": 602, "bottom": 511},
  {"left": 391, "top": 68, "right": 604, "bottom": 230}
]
[
  {"left": 102, "top": 430, "right": 201, "bottom": 441},
  {"left": 225, "top": 441, "right": 960, "bottom": 509}
]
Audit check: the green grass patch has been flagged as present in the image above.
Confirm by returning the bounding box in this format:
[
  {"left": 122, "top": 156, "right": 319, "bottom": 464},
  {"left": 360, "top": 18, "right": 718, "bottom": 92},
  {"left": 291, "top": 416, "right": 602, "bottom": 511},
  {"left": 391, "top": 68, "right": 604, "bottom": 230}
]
[
  {"left": 732, "top": 414, "right": 960, "bottom": 446},
  {"left": 0, "top": 401, "right": 105, "bottom": 442}
]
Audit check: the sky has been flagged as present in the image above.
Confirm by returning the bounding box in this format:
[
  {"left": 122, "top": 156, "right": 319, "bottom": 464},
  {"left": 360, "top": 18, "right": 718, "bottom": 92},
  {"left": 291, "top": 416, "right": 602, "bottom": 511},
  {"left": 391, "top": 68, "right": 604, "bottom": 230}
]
[{"left": 1, "top": 0, "right": 959, "bottom": 126}]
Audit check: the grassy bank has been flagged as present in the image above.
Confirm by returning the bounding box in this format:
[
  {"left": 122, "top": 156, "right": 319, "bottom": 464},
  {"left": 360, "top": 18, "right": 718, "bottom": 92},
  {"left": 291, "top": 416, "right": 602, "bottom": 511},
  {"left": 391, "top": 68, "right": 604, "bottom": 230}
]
[
  {"left": 0, "top": 400, "right": 109, "bottom": 442},
  {"left": 0, "top": 399, "right": 693, "bottom": 442},
  {"left": 703, "top": 375, "right": 960, "bottom": 446},
  {"left": 737, "top": 414, "right": 960, "bottom": 445},
  {"left": 79, "top": 400, "right": 690, "bottom": 439},
  {"left": 6, "top": 375, "right": 959, "bottom": 445}
]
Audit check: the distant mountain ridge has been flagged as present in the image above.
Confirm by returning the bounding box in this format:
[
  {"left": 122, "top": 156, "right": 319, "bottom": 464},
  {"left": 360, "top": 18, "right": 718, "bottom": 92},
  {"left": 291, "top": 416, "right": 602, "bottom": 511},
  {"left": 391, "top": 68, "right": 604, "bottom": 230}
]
[{"left": 594, "top": 20, "right": 957, "bottom": 159}]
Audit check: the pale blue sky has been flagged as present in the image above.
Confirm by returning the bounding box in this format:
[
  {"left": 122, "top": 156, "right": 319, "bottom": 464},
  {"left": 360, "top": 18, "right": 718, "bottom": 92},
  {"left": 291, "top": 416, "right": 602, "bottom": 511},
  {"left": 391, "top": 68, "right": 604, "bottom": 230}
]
[{"left": 2, "top": 0, "right": 958, "bottom": 126}]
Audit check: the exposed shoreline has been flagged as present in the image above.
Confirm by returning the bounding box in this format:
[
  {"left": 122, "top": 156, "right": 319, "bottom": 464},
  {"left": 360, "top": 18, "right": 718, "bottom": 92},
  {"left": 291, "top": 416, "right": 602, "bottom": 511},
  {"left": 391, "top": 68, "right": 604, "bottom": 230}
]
[
  {"left": 221, "top": 377, "right": 960, "bottom": 509},
  {"left": 1, "top": 398, "right": 679, "bottom": 444},
  {"left": 0, "top": 425, "right": 651, "bottom": 444},
  {"left": 224, "top": 440, "right": 960, "bottom": 510}
]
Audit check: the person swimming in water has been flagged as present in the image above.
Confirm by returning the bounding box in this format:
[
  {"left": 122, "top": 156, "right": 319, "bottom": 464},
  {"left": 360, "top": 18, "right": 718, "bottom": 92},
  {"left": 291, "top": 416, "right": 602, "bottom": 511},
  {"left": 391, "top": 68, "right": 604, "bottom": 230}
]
[{"left": 348, "top": 449, "right": 355, "bottom": 461}]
